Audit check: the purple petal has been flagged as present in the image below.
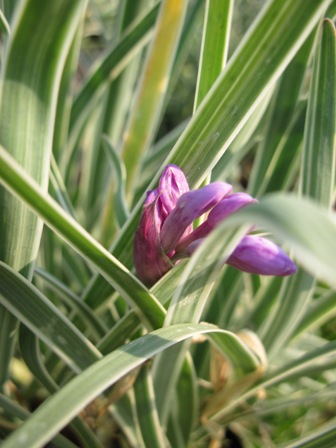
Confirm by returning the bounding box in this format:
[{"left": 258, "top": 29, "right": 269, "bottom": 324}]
[
  {"left": 227, "top": 235, "right": 297, "bottom": 276},
  {"left": 208, "top": 192, "right": 257, "bottom": 226},
  {"left": 180, "top": 238, "right": 204, "bottom": 257},
  {"left": 144, "top": 188, "right": 159, "bottom": 206},
  {"left": 175, "top": 221, "right": 213, "bottom": 254},
  {"left": 175, "top": 192, "right": 256, "bottom": 253},
  {"left": 144, "top": 188, "right": 169, "bottom": 227},
  {"left": 160, "top": 182, "right": 232, "bottom": 253},
  {"left": 134, "top": 197, "right": 173, "bottom": 286},
  {"left": 158, "top": 164, "right": 190, "bottom": 218}
]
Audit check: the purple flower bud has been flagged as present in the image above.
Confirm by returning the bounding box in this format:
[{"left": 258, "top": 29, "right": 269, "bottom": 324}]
[
  {"left": 227, "top": 235, "right": 297, "bottom": 276},
  {"left": 175, "top": 192, "right": 256, "bottom": 253},
  {"left": 160, "top": 182, "right": 232, "bottom": 253},
  {"left": 207, "top": 192, "right": 257, "bottom": 226},
  {"left": 134, "top": 164, "right": 297, "bottom": 286},
  {"left": 133, "top": 195, "right": 174, "bottom": 286},
  {"left": 158, "top": 164, "right": 190, "bottom": 218},
  {"left": 134, "top": 165, "right": 190, "bottom": 285}
]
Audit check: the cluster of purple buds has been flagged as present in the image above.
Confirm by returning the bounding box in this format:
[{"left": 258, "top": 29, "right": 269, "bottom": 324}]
[{"left": 134, "top": 165, "right": 296, "bottom": 286}]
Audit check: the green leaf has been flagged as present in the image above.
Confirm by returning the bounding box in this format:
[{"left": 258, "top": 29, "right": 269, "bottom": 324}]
[
  {"left": 102, "top": 135, "right": 129, "bottom": 228},
  {"left": 0, "top": 145, "right": 166, "bottom": 330},
  {"left": 95, "top": 262, "right": 190, "bottom": 355},
  {"left": 67, "top": 3, "right": 160, "bottom": 156},
  {"left": 18, "top": 325, "right": 59, "bottom": 393},
  {"left": 261, "top": 102, "right": 307, "bottom": 193},
  {"left": 134, "top": 119, "right": 189, "bottom": 203},
  {"left": 281, "top": 417, "right": 336, "bottom": 448},
  {"left": 92, "top": 2, "right": 147, "bottom": 243},
  {"left": 18, "top": 326, "right": 102, "bottom": 448},
  {"left": 0, "top": 0, "right": 86, "bottom": 275},
  {"left": 173, "top": 354, "right": 198, "bottom": 446},
  {"left": 259, "top": 270, "right": 315, "bottom": 356},
  {"left": 194, "top": 0, "right": 233, "bottom": 109},
  {"left": 160, "top": 0, "right": 203, "bottom": 116},
  {"left": 219, "top": 386, "right": 336, "bottom": 426},
  {"left": 248, "top": 33, "right": 315, "bottom": 196},
  {"left": 0, "top": 0, "right": 86, "bottom": 385},
  {"left": 134, "top": 364, "right": 167, "bottom": 448},
  {"left": 0, "top": 395, "right": 77, "bottom": 448},
  {"left": 52, "top": 23, "right": 84, "bottom": 163},
  {"left": 97, "top": 311, "right": 140, "bottom": 354},
  {"left": 293, "top": 289, "right": 336, "bottom": 337},
  {"left": 0, "top": 7, "right": 10, "bottom": 34},
  {"left": 110, "top": 392, "right": 146, "bottom": 448},
  {"left": 49, "top": 155, "right": 77, "bottom": 218},
  {"left": 1, "top": 1, "right": 17, "bottom": 24},
  {"left": 212, "top": 88, "right": 274, "bottom": 185},
  {"left": 34, "top": 267, "right": 107, "bottom": 340},
  {"left": 165, "top": 0, "right": 331, "bottom": 188},
  {"left": 102, "top": 0, "right": 147, "bottom": 146},
  {"left": 301, "top": 19, "right": 336, "bottom": 206},
  {"left": 0, "top": 308, "right": 17, "bottom": 385},
  {"left": 1, "top": 323, "right": 258, "bottom": 448},
  {"left": 121, "top": 0, "right": 189, "bottom": 196},
  {"left": 203, "top": 266, "right": 243, "bottom": 329},
  {"left": 210, "top": 339, "right": 336, "bottom": 422},
  {"left": 239, "top": 276, "right": 283, "bottom": 331},
  {"left": 249, "top": 20, "right": 336, "bottom": 354},
  {"left": 0, "top": 261, "right": 101, "bottom": 372}
]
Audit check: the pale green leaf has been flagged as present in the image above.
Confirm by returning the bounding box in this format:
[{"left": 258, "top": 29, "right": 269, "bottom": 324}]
[
  {"left": 1, "top": 323, "right": 258, "bottom": 448},
  {"left": 0, "top": 394, "right": 77, "bottom": 448},
  {"left": 0, "top": 261, "right": 102, "bottom": 372},
  {"left": 301, "top": 19, "right": 336, "bottom": 207},
  {"left": 281, "top": 417, "right": 336, "bottom": 448},
  {"left": 0, "top": 7, "right": 10, "bottom": 34},
  {"left": 0, "top": 145, "right": 166, "bottom": 330},
  {"left": 0, "top": 0, "right": 86, "bottom": 386},
  {"left": 67, "top": 3, "right": 160, "bottom": 155},
  {"left": 121, "top": 0, "right": 189, "bottom": 196},
  {"left": 194, "top": 0, "right": 233, "bottom": 109},
  {"left": 211, "top": 339, "right": 336, "bottom": 422},
  {"left": 248, "top": 33, "right": 314, "bottom": 196},
  {"left": 102, "top": 135, "right": 129, "bottom": 228},
  {"left": 18, "top": 326, "right": 101, "bottom": 448},
  {"left": 134, "top": 364, "right": 167, "bottom": 448},
  {"left": 0, "top": 0, "right": 86, "bottom": 275},
  {"left": 34, "top": 267, "right": 107, "bottom": 339}
]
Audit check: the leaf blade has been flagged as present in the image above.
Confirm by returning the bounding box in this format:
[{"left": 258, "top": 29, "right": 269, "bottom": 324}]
[
  {"left": 1, "top": 323, "right": 258, "bottom": 448},
  {"left": 301, "top": 19, "right": 336, "bottom": 206},
  {"left": 0, "top": 145, "right": 166, "bottom": 330}
]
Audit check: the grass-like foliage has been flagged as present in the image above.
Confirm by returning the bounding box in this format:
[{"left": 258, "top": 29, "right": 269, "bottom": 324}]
[{"left": 0, "top": 0, "right": 335, "bottom": 446}]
